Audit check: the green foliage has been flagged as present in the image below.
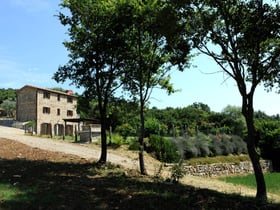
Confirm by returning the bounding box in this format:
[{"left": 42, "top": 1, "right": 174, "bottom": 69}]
[
  {"left": 109, "top": 133, "right": 124, "bottom": 147},
  {"left": 145, "top": 117, "right": 167, "bottom": 136},
  {"left": 170, "top": 159, "right": 186, "bottom": 183},
  {"left": 0, "top": 88, "right": 17, "bottom": 101},
  {"left": 1, "top": 99, "right": 16, "bottom": 117},
  {"left": 115, "top": 123, "right": 136, "bottom": 140},
  {"left": 255, "top": 119, "right": 280, "bottom": 171},
  {"left": 148, "top": 135, "right": 181, "bottom": 163},
  {"left": 127, "top": 137, "right": 139, "bottom": 151}
]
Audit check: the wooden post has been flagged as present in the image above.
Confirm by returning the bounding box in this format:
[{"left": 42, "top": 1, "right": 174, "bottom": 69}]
[{"left": 63, "top": 121, "right": 66, "bottom": 140}]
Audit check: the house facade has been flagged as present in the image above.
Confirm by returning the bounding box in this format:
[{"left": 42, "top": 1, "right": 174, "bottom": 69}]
[{"left": 16, "top": 85, "right": 77, "bottom": 136}]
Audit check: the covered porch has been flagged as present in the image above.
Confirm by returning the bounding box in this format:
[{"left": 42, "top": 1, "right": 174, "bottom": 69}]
[{"left": 63, "top": 118, "right": 100, "bottom": 142}]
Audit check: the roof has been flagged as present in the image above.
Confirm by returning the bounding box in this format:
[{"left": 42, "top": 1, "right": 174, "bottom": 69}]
[
  {"left": 17, "top": 85, "right": 78, "bottom": 97},
  {"left": 63, "top": 118, "right": 100, "bottom": 124}
]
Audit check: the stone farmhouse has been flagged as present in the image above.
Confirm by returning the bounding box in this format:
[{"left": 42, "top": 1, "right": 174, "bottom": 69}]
[{"left": 16, "top": 85, "right": 77, "bottom": 136}]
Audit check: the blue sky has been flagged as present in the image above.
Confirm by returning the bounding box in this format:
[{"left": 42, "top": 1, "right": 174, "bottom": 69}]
[{"left": 0, "top": 0, "right": 280, "bottom": 115}]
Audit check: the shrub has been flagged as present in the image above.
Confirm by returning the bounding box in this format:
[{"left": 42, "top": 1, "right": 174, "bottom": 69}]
[
  {"left": 183, "top": 134, "right": 247, "bottom": 159},
  {"left": 194, "top": 133, "right": 210, "bottom": 157},
  {"left": 209, "top": 135, "right": 223, "bottom": 156},
  {"left": 184, "top": 138, "right": 199, "bottom": 158},
  {"left": 145, "top": 118, "right": 167, "bottom": 136},
  {"left": 170, "top": 159, "right": 186, "bottom": 183},
  {"left": 231, "top": 135, "right": 247, "bottom": 154},
  {"left": 221, "top": 135, "right": 234, "bottom": 155},
  {"left": 115, "top": 123, "right": 135, "bottom": 140},
  {"left": 127, "top": 137, "right": 139, "bottom": 150},
  {"left": 149, "top": 135, "right": 181, "bottom": 163},
  {"left": 110, "top": 133, "right": 124, "bottom": 146}
]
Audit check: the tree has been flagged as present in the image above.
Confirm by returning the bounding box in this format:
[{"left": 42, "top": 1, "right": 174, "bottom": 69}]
[
  {"left": 221, "top": 105, "right": 246, "bottom": 137},
  {"left": 191, "top": 0, "right": 280, "bottom": 201},
  {"left": 1, "top": 99, "right": 16, "bottom": 118},
  {"left": 121, "top": 0, "right": 191, "bottom": 174},
  {"left": 0, "top": 88, "right": 17, "bottom": 101},
  {"left": 255, "top": 118, "right": 280, "bottom": 171},
  {"left": 54, "top": 0, "right": 129, "bottom": 163}
]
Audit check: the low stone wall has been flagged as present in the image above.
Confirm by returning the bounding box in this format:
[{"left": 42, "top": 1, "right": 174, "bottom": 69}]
[{"left": 166, "top": 160, "right": 273, "bottom": 177}]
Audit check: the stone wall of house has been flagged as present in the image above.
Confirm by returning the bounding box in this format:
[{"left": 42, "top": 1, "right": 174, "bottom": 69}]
[
  {"left": 16, "top": 87, "right": 37, "bottom": 122},
  {"left": 166, "top": 160, "right": 272, "bottom": 177},
  {"left": 17, "top": 86, "right": 78, "bottom": 135},
  {"left": 36, "top": 89, "right": 77, "bottom": 134}
]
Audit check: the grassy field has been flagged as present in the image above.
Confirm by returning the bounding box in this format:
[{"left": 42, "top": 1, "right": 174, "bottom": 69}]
[{"left": 219, "top": 173, "right": 280, "bottom": 195}]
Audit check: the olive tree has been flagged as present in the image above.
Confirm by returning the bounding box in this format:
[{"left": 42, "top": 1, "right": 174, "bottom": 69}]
[
  {"left": 54, "top": 0, "right": 129, "bottom": 163},
  {"left": 190, "top": 0, "right": 280, "bottom": 201},
  {"left": 120, "top": 0, "right": 192, "bottom": 174}
]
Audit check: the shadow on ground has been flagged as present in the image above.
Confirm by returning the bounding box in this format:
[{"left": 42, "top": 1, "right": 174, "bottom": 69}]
[{"left": 0, "top": 159, "right": 279, "bottom": 210}]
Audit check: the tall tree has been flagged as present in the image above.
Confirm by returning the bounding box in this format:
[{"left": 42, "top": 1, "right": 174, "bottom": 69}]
[
  {"left": 54, "top": 0, "right": 128, "bottom": 163},
  {"left": 191, "top": 0, "right": 280, "bottom": 201},
  {"left": 121, "top": 0, "right": 191, "bottom": 174}
]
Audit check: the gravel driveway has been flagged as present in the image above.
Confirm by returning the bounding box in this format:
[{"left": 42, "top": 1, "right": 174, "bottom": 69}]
[{"left": 0, "top": 125, "right": 139, "bottom": 171}]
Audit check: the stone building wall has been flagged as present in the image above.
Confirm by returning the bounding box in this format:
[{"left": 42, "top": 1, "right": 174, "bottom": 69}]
[
  {"left": 16, "top": 87, "right": 37, "bottom": 122},
  {"left": 36, "top": 89, "right": 77, "bottom": 135}
]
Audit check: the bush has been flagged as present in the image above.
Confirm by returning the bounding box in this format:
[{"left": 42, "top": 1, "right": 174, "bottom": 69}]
[
  {"left": 209, "top": 135, "right": 223, "bottom": 156},
  {"left": 145, "top": 118, "right": 167, "bottom": 136},
  {"left": 170, "top": 159, "right": 186, "bottom": 183},
  {"left": 109, "top": 133, "right": 124, "bottom": 146},
  {"left": 127, "top": 137, "right": 139, "bottom": 150},
  {"left": 231, "top": 135, "right": 247, "bottom": 154},
  {"left": 194, "top": 133, "right": 210, "bottom": 157},
  {"left": 184, "top": 138, "right": 199, "bottom": 158},
  {"left": 220, "top": 135, "right": 234, "bottom": 155},
  {"left": 184, "top": 133, "right": 211, "bottom": 158},
  {"left": 180, "top": 133, "right": 247, "bottom": 159},
  {"left": 115, "top": 123, "right": 135, "bottom": 140},
  {"left": 148, "top": 135, "right": 181, "bottom": 163}
]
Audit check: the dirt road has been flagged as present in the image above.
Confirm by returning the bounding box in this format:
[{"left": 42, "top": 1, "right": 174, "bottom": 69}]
[{"left": 0, "top": 125, "right": 279, "bottom": 203}]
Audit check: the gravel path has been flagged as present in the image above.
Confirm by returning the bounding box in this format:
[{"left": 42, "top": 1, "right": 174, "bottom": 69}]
[
  {"left": 0, "top": 125, "right": 279, "bottom": 203},
  {"left": 0, "top": 126, "right": 139, "bottom": 170}
]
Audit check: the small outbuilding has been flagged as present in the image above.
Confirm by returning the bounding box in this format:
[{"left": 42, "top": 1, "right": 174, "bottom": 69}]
[{"left": 63, "top": 118, "right": 101, "bottom": 142}]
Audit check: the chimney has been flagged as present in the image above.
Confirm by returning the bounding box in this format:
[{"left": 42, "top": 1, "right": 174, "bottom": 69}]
[{"left": 65, "top": 90, "right": 73, "bottom": 95}]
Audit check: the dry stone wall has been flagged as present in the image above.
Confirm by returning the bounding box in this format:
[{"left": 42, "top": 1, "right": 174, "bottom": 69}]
[{"left": 166, "top": 160, "right": 272, "bottom": 177}]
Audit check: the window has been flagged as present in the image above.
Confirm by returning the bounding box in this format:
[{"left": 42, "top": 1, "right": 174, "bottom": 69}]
[
  {"left": 57, "top": 108, "right": 60, "bottom": 116},
  {"left": 43, "top": 107, "right": 50, "bottom": 114},
  {"left": 67, "top": 96, "right": 73, "bottom": 103},
  {"left": 57, "top": 94, "right": 60, "bottom": 101},
  {"left": 67, "top": 110, "right": 73, "bottom": 116},
  {"left": 43, "top": 91, "right": 50, "bottom": 99}
]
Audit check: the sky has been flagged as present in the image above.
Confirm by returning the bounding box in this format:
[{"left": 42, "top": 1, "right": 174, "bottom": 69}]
[{"left": 0, "top": 0, "right": 280, "bottom": 116}]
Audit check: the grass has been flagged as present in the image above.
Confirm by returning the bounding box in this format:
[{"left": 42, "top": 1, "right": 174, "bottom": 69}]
[
  {"left": 219, "top": 173, "right": 280, "bottom": 195},
  {"left": 185, "top": 155, "right": 251, "bottom": 166},
  {"left": 0, "top": 158, "right": 280, "bottom": 210}
]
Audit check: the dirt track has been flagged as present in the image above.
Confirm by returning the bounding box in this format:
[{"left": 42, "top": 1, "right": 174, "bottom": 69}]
[{"left": 0, "top": 125, "right": 279, "bottom": 203}]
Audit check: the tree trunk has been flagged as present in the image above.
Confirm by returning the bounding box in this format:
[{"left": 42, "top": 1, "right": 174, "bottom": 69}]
[
  {"left": 139, "top": 101, "right": 147, "bottom": 175},
  {"left": 99, "top": 122, "right": 107, "bottom": 163},
  {"left": 242, "top": 95, "right": 267, "bottom": 202},
  {"left": 98, "top": 106, "right": 107, "bottom": 164}
]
